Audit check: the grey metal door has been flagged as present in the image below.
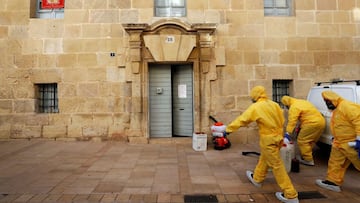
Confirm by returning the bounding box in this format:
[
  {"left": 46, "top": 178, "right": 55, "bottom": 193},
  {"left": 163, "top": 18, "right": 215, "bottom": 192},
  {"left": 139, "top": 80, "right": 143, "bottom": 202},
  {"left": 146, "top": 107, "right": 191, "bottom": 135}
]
[
  {"left": 172, "top": 65, "right": 193, "bottom": 136},
  {"left": 149, "top": 65, "right": 172, "bottom": 137},
  {"left": 149, "top": 64, "right": 193, "bottom": 137}
]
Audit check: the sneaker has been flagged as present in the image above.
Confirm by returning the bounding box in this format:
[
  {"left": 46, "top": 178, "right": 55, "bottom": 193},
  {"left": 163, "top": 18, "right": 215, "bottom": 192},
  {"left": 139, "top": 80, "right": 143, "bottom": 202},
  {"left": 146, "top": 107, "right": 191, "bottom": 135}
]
[
  {"left": 297, "top": 155, "right": 315, "bottom": 166},
  {"left": 275, "top": 192, "right": 299, "bottom": 203},
  {"left": 246, "top": 170, "right": 262, "bottom": 187},
  {"left": 316, "top": 179, "right": 341, "bottom": 192}
]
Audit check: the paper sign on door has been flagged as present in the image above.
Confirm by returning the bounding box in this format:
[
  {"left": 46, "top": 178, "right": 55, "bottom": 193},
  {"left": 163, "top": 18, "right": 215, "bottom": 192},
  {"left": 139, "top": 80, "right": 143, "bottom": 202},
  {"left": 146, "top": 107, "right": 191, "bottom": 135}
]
[{"left": 178, "top": 84, "right": 186, "bottom": 98}]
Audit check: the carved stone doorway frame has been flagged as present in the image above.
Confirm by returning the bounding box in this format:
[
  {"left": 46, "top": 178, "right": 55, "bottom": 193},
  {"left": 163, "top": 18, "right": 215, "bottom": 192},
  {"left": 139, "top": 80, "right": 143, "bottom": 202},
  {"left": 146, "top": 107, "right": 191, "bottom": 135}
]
[{"left": 123, "top": 19, "right": 217, "bottom": 142}]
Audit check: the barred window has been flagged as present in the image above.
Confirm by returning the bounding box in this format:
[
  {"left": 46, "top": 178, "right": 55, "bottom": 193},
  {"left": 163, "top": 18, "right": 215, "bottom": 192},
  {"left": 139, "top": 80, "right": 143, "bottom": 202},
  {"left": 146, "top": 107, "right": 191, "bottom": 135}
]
[
  {"left": 264, "top": 0, "right": 293, "bottom": 16},
  {"left": 154, "top": 0, "right": 186, "bottom": 17},
  {"left": 36, "top": 83, "right": 59, "bottom": 113},
  {"left": 273, "top": 80, "right": 291, "bottom": 108}
]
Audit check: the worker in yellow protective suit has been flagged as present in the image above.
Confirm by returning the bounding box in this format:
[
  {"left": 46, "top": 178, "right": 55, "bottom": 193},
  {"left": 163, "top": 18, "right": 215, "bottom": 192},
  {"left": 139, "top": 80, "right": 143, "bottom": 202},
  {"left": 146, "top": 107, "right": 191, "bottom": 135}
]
[
  {"left": 316, "top": 91, "right": 360, "bottom": 192},
  {"left": 226, "top": 86, "right": 298, "bottom": 203},
  {"left": 281, "top": 96, "right": 325, "bottom": 166}
]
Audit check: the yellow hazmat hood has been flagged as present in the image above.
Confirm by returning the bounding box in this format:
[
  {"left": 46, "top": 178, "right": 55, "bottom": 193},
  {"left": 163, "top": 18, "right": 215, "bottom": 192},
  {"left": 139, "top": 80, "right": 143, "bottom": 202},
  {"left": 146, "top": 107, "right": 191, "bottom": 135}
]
[
  {"left": 281, "top": 95, "right": 293, "bottom": 106},
  {"left": 321, "top": 91, "right": 343, "bottom": 107},
  {"left": 250, "top": 86, "right": 268, "bottom": 101}
]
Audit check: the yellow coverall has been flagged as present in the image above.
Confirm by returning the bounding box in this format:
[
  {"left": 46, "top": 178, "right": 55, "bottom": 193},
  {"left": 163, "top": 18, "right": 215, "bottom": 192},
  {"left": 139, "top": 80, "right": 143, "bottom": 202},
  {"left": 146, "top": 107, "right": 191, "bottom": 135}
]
[
  {"left": 281, "top": 96, "right": 325, "bottom": 162},
  {"left": 226, "top": 86, "right": 298, "bottom": 199},
  {"left": 322, "top": 91, "right": 360, "bottom": 185}
]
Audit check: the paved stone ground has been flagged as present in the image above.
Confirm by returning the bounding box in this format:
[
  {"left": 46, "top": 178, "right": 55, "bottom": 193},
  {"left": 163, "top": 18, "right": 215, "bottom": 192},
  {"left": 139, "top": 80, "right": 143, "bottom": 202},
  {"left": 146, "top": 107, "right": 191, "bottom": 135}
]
[{"left": 0, "top": 139, "right": 359, "bottom": 203}]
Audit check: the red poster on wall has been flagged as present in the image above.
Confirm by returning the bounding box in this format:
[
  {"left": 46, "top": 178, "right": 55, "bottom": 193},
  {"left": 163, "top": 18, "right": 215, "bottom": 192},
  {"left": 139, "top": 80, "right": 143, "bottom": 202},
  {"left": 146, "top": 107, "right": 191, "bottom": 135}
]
[{"left": 41, "top": 0, "right": 65, "bottom": 9}]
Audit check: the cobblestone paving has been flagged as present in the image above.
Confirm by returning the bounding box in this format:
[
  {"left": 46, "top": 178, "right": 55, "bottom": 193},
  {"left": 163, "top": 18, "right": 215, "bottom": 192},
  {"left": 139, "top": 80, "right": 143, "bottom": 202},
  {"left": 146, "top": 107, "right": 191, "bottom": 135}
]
[{"left": 0, "top": 140, "right": 359, "bottom": 202}]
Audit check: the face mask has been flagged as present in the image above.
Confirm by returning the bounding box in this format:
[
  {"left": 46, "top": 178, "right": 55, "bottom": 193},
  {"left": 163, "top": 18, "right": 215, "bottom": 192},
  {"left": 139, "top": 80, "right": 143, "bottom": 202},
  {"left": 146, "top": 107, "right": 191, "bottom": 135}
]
[{"left": 325, "top": 100, "right": 336, "bottom": 110}]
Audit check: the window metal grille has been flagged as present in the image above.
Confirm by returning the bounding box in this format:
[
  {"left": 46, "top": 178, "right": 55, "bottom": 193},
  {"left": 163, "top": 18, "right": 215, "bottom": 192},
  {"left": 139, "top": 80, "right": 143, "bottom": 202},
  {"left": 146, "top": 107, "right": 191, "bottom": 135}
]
[
  {"left": 272, "top": 80, "right": 291, "bottom": 108},
  {"left": 37, "top": 83, "right": 59, "bottom": 113},
  {"left": 264, "top": 0, "right": 292, "bottom": 16},
  {"left": 154, "top": 0, "right": 186, "bottom": 17}
]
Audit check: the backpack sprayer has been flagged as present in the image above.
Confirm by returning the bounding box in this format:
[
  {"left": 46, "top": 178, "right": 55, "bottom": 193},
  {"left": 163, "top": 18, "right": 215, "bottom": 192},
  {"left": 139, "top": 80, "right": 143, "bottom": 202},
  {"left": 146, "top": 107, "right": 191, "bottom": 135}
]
[{"left": 209, "top": 116, "right": 231, "bottom": 150}]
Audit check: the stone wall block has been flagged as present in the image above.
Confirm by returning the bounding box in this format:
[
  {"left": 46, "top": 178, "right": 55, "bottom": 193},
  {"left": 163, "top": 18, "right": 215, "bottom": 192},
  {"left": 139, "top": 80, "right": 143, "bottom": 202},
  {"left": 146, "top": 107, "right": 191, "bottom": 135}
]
[
  {"left": 64, "top": 24, "right": 81, "bottom": 38},
  {"left": 114, "top": 113, "right": 131, "bottom": 125},
  {"left": 308, "top": 38, "right": 332, "bottom": 51},
  {"left": 63, "top": 68, "right": 88, "bottom": 82},
  {"left": 78, "top": 54, "right": 98, "bottom": 66},
  {"left": 316, "top": 12, "right": 333, "bottom": 23},
  {"left": 120, "top": 10, "right": 139, "bottom": 23},
  {"left": 236, "top": 96, "right": 253, "bottom": 110},
  {"left": 84, "top": 0, "right": 107, "bottom": 9},
  {"left": 292, "top": 80, "right": 312, "bottom": 99},
  {"left": 13, "top": 100, "right": 35, "bottom": 113},
  {"left": 57, "top": 54, "right": 77, "bottom": 67},
  {"left": 65, "top": 0, "right": 84, "bottom": 9},
  {"left": 90, "top": 10, "right": 119, "bottom": 23},
  {"left": 260, "top": 51, "right": 279, "bottom": 64},
  {"left": 59, "top": 83, "right": 77, "bottom": 97},
  {"left": 82, "top": 125, "right": 108, "bottom": 137},
  {"left": 13, "top": 114, "right": 49, "bottom": 126},
  {"left": 0, "top": 100, "right": 12, "bottom": 113},
  {"left": 39, "top": 55, "right": 57, "bottom": 68},
  {"left": 244, "top": 52, "right": 259, "bottom": 64},
  {"left": 71, "top": 114, "right": 93, "bottom": 125},
  {"left": 59, "top": 98, "right": 84, "bottom": 113},
  {"left": 317, "top": 0, "right": 337, "bottom": 10},
  {"left": 10, "top": 125, "right": 42, "bottom": 139},
  {"left": 295, "top": 0, "right": 315, "bottom": 10},
  {"left": 215, "top": 96, "right": 235, "bottom": 111},
  {"left": 67, "top": 125, "right": 82, "bottom": 138},
  {"left": 264, "top": 38, "right": 286, "bottom": 50},
  {"left": 112, "top": 97, "right": 126, "bottom": 112},
  {"left": 265, "top": 18, "right": 296, "bottom": 37},
  {"left": 43, "top": 125, "right": 67, "bottom": 138},
  {"left": 267, "top": 65, "right": 298, "bottom": 79},
  {"left": 22, "top": 39, "right": 43, "bottom": 54},
  {"left": 295, "top": 52, "right": 314, "bottom": 64},
  {"left": 0, "top": 26, "right": 8, "bottom": 38},
  {"left": 0, "top": 124, "right": 10, "bottom": 139},
  {"left": 109, "top": 0, "right": 131, "bottom": 9},
  {"left": 131, "top": 97, "right": 142, "bottom": 113},
  {"left": 49, "top": 114, "right": 71, "bottom": 125},
  {"left": 296, "top": 11, "right": 315, "bottom": 23},
  {"left": 244, "top": 0, "right": 263, "bottom": 10},
  {"left": 87, "top": 68, "right": 106, "bottom": 82},
  {"left": 225, "top": 50, "right": 243, "bottom": 65},
  {"left": 31, "top": 68, "right": 62, "bottom": 83},
  {"left": 93, "top": 113, "right": 113, "bottom": 126},
  {"left": 44, "top": 39, "right": 63, "bottom": 54},
  {"left": 82, "top": 98, "right": 109, "bottom": 112},
  {"left": 279, "top": 51, "right": 296, "bottom": 64},
  {"left": 63, "top": 39, "right": 83, "bottom": 53},
  {"left": 14, "top": 54, "right": 38, "bottom": 69},
  {"left": 109, "top": 125, "right": 128, "bottom": 142},
  {"left": 64, "top": 10, "right": 89, "bottom": 24},
  {"left": 78, "top": 83, "right": 99, "bottom": 98},
  {"left": 128, "top": 135, "right": 148, "bottom": 144}
]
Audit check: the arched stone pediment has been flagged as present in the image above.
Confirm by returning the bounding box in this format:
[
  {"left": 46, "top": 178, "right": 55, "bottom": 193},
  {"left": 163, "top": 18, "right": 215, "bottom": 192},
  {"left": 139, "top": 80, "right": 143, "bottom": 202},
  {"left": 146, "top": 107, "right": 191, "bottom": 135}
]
[
  {"left": 142, "top": 19, "right": 196, "bottom": 62},
  {"left": 146, "top": 19, "right": 195, "bottom": 34},
  {"left": 123, "top": 20, "right": 216, "bottom": 62}
]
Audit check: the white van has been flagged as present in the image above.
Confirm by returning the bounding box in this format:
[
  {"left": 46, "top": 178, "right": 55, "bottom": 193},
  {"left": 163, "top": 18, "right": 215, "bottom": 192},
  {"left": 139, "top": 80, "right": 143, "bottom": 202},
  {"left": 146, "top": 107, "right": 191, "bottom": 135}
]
[{"left": 306, "top": 80, "right": 360, "bottom": 147}]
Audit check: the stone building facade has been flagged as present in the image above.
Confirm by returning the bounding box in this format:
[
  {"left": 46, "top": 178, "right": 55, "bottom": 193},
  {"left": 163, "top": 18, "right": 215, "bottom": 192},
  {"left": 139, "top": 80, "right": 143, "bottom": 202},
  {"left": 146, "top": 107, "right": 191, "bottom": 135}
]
[{"left": 0, "top": 0, "right": 359, "bottom": 143}]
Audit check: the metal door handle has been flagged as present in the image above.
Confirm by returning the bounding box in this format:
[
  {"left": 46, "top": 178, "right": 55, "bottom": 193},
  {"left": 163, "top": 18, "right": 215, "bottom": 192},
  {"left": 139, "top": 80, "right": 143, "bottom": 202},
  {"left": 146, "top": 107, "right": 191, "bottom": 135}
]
[{"left": 179, "top": 108, "right": 184, "bottom": 110}]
